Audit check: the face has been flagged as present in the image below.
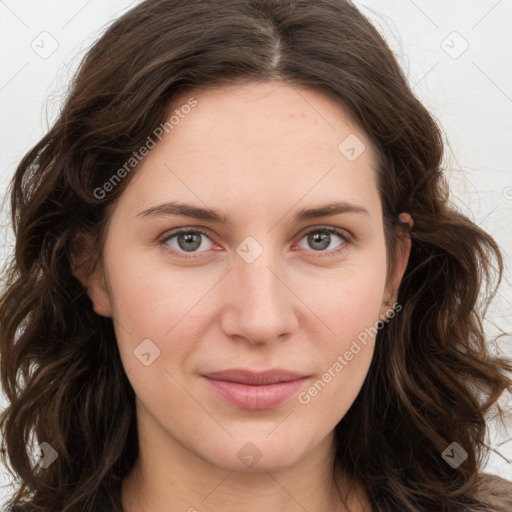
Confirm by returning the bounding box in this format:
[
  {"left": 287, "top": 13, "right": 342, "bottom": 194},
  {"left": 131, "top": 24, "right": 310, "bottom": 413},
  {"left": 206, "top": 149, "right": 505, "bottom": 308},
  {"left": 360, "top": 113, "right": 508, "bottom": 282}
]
[{"left": 84, "top": 81, "right": 410, "bottom": 473}]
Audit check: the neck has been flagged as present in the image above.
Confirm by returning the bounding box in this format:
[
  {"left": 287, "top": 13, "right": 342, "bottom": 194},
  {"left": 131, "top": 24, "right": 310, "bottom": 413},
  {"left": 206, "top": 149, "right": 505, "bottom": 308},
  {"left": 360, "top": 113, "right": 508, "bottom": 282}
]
[
  {"left": 120, "top": 412, "right": 368, "bottom": 512},
  {"left": 121, "top": 464, "right": 351, "bottom": 512}
]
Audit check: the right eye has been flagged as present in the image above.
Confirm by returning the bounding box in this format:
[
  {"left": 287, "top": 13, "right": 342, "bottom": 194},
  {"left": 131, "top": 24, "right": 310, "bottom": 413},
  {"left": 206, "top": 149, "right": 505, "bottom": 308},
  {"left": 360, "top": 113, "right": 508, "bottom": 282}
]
[{"left": 161, "top": 228, "right": 215, "bottom": 257}]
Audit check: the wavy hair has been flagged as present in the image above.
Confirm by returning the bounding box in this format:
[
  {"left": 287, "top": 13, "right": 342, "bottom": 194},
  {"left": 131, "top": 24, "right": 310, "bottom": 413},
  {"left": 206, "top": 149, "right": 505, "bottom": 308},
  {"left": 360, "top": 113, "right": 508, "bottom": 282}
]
[{"left": 1, "top": 1, "right": 511, "bottom": 511}]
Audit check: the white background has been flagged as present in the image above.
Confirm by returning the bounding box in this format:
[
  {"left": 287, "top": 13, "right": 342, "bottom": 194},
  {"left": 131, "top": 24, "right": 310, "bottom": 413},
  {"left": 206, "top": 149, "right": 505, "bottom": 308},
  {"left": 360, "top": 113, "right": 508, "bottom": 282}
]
[{"left": 0, "top": 0, "right": 511, "bottom": 505}]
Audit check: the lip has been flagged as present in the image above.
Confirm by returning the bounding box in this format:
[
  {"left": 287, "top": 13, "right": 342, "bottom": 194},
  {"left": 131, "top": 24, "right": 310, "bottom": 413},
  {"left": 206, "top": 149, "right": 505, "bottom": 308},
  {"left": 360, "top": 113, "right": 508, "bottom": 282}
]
[{"left": 200, "top": 369, "right": 309, "bottom": 410}]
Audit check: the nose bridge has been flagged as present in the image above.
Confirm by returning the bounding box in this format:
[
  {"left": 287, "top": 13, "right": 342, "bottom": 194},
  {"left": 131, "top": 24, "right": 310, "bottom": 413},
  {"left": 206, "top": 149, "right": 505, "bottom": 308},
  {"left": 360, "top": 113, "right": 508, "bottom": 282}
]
[
  {"left": 220, "top": 234, "right": 297, "bottom": 344},
  {"left": 235, "top": 235, "right": 284, "bottom": 306}
]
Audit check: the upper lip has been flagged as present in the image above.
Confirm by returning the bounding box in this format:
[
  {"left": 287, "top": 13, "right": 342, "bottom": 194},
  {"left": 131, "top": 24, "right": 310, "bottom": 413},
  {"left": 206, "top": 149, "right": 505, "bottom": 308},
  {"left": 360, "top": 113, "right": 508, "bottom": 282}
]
[{"left": 201, "top": 369, "right": 308, "bottom": 385}]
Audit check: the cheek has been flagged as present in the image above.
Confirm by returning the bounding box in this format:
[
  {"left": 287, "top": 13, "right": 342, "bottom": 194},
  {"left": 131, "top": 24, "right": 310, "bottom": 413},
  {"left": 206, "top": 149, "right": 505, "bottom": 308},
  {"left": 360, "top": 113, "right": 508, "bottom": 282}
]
[
  {"left": 102, "top": 243, "right": 239, "bottom": 391},
  {"left": 297, "top": 286, "right": 384, "bottom": 421},
  {"left": 101, "top": 244, "right": 199, "bottom": 365},
  {"left": 305, "top": 242, "right": 388, "bottom": 342},
  {"left": 298, "top": 246, "right": 388, "bottom": 404}
]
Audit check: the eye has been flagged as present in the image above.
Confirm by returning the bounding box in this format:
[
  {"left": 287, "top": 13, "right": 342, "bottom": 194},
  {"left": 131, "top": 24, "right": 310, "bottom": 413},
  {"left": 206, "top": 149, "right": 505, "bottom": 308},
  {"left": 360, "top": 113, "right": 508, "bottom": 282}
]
[
  {"left": 162, "top": 228, "right": 214, "bottom": 256},
  {"left": 296, "top": 227, "right": 350, "bottom": 257},
  {"left": 160, "top": 226, "right": 351, "bottom": 259}
]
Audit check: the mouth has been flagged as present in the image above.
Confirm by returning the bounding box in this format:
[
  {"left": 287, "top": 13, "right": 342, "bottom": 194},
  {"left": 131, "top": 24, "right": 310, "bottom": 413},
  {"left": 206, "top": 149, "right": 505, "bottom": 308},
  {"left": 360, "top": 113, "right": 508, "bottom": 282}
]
[{"left": 200, "top": 369, "right": 310, "bottom": 410}]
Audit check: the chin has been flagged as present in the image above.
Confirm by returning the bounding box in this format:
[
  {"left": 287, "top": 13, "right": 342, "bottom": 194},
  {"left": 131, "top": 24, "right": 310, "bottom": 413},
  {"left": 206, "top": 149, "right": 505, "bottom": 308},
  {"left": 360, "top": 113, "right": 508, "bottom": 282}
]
[{"left": 198, "top": 435, "right": 310, "bottom": 473}]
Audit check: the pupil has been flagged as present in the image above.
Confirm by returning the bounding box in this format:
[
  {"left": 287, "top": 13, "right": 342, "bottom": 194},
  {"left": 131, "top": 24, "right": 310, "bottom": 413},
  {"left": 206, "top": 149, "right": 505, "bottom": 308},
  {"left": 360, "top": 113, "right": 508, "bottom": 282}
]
[
  {"left": 309, "top": 232, "right": 330, "bottom": 250},
  {"left": 178, "top": 232, "right": 201, "bottom": 251}
]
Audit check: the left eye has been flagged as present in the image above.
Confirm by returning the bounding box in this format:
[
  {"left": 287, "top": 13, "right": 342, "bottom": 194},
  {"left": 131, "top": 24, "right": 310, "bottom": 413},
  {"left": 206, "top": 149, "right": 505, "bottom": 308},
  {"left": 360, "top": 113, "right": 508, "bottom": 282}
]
[
  {"left": 162, "top": 227, "right": 348, "bottom": 257},
  {"left": 297, "top": 227, "right": 347, "bottom": 253}
]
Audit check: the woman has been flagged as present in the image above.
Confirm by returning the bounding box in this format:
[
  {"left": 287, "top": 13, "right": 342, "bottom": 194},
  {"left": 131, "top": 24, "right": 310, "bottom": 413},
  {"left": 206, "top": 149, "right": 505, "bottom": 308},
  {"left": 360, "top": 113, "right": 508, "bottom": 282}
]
[{"left": 1, "top": 1, "right": 511, "bottom": 511}]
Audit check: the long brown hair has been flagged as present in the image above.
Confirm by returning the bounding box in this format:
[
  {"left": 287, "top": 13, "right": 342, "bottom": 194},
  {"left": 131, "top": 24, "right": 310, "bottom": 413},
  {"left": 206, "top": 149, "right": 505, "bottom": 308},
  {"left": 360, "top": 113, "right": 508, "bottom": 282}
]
[{"left": 1, "top": 1, "right": 511, "bottom": 511}]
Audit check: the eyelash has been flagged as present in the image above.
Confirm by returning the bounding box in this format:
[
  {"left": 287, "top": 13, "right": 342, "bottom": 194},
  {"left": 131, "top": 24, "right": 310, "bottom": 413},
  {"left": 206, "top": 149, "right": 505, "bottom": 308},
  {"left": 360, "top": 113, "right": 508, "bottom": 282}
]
[{"left": 159, "top": 225, "right": 352, "bottom": 260}]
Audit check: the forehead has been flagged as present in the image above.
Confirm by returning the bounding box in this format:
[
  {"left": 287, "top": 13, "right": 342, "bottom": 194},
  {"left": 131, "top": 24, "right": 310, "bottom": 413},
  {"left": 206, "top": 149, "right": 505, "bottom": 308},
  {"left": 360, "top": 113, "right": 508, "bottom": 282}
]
[{"left": 116, "top": 81, "right": 382, "bottom": 223}]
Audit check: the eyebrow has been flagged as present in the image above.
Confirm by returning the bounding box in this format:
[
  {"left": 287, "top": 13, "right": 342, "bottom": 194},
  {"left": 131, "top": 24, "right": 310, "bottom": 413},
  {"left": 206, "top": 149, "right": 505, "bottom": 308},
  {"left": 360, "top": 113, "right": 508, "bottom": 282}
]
[{"left": 135, "top": 200, "right": 370, "bottom": 225}]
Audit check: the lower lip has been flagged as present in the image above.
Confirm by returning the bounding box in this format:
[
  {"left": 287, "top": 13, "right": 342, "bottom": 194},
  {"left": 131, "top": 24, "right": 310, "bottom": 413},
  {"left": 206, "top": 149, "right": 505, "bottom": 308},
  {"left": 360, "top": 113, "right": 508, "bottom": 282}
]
[{"left": 201, "top": 376, "right": 308, "bottom": 410}]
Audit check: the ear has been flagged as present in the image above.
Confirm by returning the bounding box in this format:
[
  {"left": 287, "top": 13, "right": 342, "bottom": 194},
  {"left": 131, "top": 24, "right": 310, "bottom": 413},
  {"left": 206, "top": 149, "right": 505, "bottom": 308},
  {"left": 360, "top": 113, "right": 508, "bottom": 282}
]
[
  {"left": 71, "top": 248, "right": 112, "bottom": 318},
  {"left": 380, "top": 212, "right": 413, "bottom": 316}
]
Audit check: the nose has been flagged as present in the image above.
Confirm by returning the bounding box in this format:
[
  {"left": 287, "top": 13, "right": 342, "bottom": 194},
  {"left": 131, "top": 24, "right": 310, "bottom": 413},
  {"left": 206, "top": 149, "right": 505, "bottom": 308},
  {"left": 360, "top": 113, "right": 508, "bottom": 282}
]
[{"left": 219, "top": 247, "right": 299, "bottom": 346}]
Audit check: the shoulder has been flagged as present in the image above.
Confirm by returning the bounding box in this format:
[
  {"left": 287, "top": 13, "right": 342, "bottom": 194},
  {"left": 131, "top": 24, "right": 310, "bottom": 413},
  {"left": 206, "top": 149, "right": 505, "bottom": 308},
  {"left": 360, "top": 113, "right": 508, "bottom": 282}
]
[{"left": 466, "top": 472, "right": 512, "bottom": 511}]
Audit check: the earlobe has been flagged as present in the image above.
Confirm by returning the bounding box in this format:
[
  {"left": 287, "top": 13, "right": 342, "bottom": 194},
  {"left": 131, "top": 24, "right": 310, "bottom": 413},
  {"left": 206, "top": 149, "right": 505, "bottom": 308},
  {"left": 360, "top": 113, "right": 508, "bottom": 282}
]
[
  {"left": 71, "top": 256, "right": 112, "bottom": 318},
  {"left": 396, "top": 212, "right": 413, "bottom": 283},
  {"left": 382, "top": 212, "right": 413, "bottom": 312},
  {"left": 86, "top": 273, "right": 113, "bottom": 318}
]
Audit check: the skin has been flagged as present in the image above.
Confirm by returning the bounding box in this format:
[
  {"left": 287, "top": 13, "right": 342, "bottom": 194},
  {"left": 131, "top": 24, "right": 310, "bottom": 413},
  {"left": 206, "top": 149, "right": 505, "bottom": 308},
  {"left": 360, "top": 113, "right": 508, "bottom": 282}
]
[{"left": 79, "top": 81, "right": 412, "bottom": 512}]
